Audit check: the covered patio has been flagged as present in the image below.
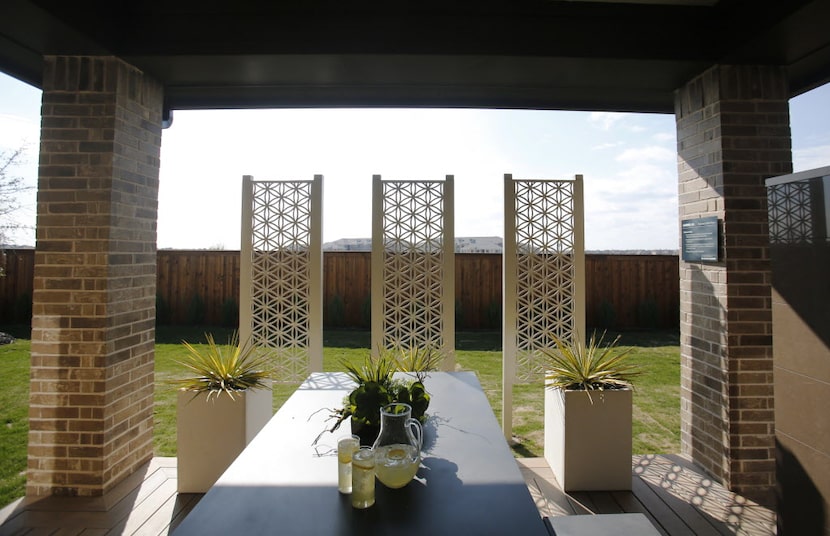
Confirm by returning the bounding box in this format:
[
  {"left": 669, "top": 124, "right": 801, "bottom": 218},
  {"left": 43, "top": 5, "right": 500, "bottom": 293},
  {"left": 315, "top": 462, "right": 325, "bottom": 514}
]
[{"left": 1, "top": 1, "right": 830, "bottom": 534}]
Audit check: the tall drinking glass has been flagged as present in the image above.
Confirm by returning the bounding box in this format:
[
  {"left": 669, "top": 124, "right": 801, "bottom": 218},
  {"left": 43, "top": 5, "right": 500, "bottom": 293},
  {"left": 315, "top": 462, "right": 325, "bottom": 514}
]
[
  {"left": 351, "top": 447, "right": 375, "bottom": 509},
  {"left": 337, "top": 435, "right": 360, "bottom": 494}
]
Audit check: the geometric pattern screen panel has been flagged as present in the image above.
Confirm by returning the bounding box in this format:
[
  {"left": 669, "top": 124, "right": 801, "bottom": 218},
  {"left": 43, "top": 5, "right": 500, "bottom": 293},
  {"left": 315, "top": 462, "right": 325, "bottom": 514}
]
[
  {"left": 248, "top": 179, "right": 315, "bottom": 382},
  {"left": 512, "top": 178, "right": 580, "bottom": 382},
  {"left": 374, "top": 177, "right": 452, "bottom": 355},
  {"left": 767, "top": 179, "right": 817, "bottom": 245}
]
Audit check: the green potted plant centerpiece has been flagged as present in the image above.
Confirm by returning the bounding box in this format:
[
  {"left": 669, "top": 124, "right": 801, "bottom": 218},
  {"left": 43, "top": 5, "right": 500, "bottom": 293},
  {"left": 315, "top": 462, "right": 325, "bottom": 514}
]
[
  {"left": 174, "top": 332, "right": 274, "bottom": 493},
  {"left": 542, "top": 331, "right": 640, "bottom": 491},
  {"left": 318, "top": 346, "right": 441, "bottom": 446}
]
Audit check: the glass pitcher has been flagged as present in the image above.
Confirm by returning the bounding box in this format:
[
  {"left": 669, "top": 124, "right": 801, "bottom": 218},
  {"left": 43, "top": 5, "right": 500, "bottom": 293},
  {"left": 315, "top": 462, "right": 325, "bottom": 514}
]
[{"left": 372, "top": 402, "right": 423, "bottom": 489}]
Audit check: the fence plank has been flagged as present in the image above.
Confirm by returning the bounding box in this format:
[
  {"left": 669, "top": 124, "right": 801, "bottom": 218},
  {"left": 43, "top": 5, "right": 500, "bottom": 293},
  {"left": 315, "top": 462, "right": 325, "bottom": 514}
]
[{"left": 1, "top": 249, "right": 679, "bottom": 330}]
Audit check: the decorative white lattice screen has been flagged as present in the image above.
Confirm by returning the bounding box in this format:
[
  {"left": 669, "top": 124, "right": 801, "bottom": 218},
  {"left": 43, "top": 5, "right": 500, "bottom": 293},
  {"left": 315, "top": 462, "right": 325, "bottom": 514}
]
[
  {"left": 502, "top": 174, "right": 584, "bottom": 438},
  {"left": 240, "top": 175, "right": 323, "bottom": 382},
  {"left": 371, "top": 175, "right": 455, "bottom": 369}
]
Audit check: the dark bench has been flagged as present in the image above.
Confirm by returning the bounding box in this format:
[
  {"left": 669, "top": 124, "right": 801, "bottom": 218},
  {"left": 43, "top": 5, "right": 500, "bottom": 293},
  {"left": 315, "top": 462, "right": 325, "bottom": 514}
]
[{"left": 544, "top": 513, "right": 662, "bottom": 535}]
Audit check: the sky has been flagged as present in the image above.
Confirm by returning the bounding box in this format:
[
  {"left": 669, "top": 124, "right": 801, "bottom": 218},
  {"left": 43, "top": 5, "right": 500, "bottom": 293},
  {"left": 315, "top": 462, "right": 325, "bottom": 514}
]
[{"left": 1, "top": 71, "right": 828, "bottom": 251}]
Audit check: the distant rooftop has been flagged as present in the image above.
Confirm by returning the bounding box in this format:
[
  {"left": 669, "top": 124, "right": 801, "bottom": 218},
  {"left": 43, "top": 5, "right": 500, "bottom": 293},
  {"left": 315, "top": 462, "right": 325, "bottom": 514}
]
[
  {"left": 323, "top": 236, "right": 503, "bottom": 253},
  {"left": 322, "top": 237, "right": 677, "bottom": 255}
]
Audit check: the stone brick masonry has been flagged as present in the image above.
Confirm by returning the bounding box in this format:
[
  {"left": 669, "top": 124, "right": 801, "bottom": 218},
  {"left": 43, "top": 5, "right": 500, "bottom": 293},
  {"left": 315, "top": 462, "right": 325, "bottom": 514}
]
[
  {"left": 674, "top": 65, "right": 791, "bottom": 505},
  {"left": 28, "top": 56, "right": 163, "bottom": 496}
]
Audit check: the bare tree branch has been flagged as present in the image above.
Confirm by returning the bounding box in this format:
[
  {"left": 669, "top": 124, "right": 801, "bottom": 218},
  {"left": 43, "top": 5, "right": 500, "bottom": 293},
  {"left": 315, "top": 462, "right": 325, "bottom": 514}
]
[{"left": 1, "top": 144, "right": 35, "bottom": 275}]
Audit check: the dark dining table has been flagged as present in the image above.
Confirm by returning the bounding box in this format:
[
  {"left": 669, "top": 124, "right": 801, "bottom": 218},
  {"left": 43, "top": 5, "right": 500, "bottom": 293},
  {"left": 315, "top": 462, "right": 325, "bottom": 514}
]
[{"left": 173, "top": 371, "right": 549, "bottom": 535}]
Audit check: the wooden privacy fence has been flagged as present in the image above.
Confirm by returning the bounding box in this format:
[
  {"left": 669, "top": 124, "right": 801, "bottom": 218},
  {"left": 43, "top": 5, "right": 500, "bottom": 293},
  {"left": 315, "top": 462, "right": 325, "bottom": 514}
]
[
  {"left": 1, "top": 249, "right": 679, "bottom": 330},
  {"left": 0, "top": 250, "right": 34, "bottom": 324}
]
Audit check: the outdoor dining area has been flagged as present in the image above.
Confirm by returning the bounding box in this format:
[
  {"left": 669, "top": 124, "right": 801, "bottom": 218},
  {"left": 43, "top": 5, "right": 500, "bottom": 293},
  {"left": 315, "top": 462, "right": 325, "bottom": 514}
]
[
  {"left": 163, "top": 370, "right": 777, "bottom": 536},
  {"left": 0, "top": 369, "right": 776, "bottom": 535},
  {"left": 0, "top": 161, "right": 811, "bottom": 536}
]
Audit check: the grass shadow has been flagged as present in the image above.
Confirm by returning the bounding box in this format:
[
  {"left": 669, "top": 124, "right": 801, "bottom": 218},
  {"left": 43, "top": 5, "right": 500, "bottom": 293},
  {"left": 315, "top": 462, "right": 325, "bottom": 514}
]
[
  {"left": 510, "top": 442, "right": 540, "bottom": 458},
  {"left": 591, "top": 329, "right": 679, "bottom": 348},
  {"left": 323, "top": 329, "right": 370, "bottom": 348},
  {"left": 153, "top": 327, "right": 678, "bottom": 350},
  {"left": 0, "top": 324, "right": 31, "bottom": 340},
  {"left": 155, "top": 325, "right": 236, "bottom": 344}
]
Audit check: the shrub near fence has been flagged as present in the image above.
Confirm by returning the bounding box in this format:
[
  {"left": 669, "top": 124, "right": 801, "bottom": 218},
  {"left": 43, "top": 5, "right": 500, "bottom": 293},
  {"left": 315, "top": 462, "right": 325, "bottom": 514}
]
[{"left": 1, "top": 249, "right": 679, "bottom": 330}]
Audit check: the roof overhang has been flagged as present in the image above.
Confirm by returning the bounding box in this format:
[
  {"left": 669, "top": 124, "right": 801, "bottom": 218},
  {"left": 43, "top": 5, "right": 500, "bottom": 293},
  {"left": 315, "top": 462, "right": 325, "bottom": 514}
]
[{"left": 2, "top": 0, "right": 829, "bottom": 113}]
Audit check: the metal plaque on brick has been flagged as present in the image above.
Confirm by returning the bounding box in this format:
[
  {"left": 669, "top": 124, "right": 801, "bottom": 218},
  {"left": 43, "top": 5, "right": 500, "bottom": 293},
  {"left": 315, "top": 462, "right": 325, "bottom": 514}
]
[{"left": 681, "top": 216, "right": 719, "bottom": 262}]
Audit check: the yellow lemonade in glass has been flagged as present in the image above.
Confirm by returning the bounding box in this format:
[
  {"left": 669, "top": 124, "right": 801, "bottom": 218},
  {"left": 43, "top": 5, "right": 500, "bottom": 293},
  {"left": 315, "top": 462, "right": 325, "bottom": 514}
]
[
  {"left": 351, "top": 448, "right": 376, "bottom": 508},
  {"left": 337, "top": 435, "right": 359, "bottom": 494},
  {"left": 374, "top": 444, "right": 420, "bottom": 489}
]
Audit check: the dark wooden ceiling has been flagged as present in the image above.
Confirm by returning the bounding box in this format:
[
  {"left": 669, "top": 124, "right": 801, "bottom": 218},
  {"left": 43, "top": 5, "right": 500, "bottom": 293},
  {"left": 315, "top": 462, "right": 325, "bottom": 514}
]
[{"left": 1, "top": 0, "right": 829, "bottom": 112}]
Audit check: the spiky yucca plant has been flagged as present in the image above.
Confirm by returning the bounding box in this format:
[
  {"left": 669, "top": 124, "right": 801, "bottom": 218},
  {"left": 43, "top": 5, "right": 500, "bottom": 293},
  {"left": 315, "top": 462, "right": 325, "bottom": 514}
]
[
  {"left": 542, "top": 331, "right": 640, "bottom": 393},
  {"left": 174, "top": 332, "right": 273, "bottom": 400},
  {"left": 342, "top": 350, "right": 397, "bottom": 386},
  {"left": 392, "top": 345, "right": 444, "bottom": 382}
]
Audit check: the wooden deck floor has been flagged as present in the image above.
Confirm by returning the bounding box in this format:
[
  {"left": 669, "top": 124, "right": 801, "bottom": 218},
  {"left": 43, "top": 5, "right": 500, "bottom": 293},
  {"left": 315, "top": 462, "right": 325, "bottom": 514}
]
[
  {"left": 519, "top": 454, "right": 777, "bottom": 536},
  {"left": 0, "top": 458, "right": 200, "bottom": 536},
  {"left": 1, "top": 455, "right": 776, "bottom": 535}
]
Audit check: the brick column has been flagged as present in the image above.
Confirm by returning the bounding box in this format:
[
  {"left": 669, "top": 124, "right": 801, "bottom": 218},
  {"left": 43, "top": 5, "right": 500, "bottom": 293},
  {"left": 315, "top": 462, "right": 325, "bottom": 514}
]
[
  {"left": 28, "top": 56, "right": 163, "bottom": 496},
  {"left": 674, "top": 65, "right": 791, "bottom": 504}
]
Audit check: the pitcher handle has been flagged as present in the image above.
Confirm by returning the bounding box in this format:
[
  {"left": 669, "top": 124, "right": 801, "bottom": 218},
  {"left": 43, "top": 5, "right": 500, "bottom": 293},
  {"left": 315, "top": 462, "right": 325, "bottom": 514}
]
[{"left": 407, "top": 418, "right": 423, "bottom": 451}]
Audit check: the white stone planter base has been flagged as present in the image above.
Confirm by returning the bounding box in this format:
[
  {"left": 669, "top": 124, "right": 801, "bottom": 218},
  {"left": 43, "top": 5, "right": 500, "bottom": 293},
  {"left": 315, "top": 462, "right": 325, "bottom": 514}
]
[
  {"left": 177, "top": 387, "right": 272, "bottom": 493},
  {"left": 544, "top": 386, "right": 633, "bottom": 491}
]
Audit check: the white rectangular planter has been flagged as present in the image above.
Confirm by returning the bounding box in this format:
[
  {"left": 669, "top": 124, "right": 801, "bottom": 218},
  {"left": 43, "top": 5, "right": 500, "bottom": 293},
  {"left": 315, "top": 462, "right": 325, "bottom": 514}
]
[
  {"left": 544, "top": 386, "right": 632, "bottom": 491},
  {"left": 177, "top": 386, "right": 272, "bottom": 493}
]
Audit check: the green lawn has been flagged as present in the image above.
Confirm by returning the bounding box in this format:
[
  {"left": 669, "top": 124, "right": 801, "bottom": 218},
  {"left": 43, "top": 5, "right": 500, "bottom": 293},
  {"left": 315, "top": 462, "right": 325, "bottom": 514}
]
[
  {"left": 0, "top": 326, "right": 679, "bottom": 508},
  {"left": 0, "top": 334, "right": 30, "bottom": 509}
]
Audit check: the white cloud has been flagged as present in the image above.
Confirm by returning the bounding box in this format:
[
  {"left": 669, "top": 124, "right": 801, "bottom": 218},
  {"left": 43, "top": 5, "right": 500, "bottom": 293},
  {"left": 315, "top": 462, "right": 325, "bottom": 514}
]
[
  {"left": 588, "top": 112, "right": 628, "bottom": 131},
  {"left": 793, "top": 144, "right": 830, "bottom": 172},
  {"left": 591, "top": 142, "right": 622, "bottom": 151},
  {"left": 615, "top": 146, "right": 676, "bottom": 164},
  {"left": 653, "top": 131, "right": 676, "bottom": 143},
  {"left": 582, "top": 144, "right": 679, "bottom": 250},
  {"left": 0, "top": 114, "right": 40, "bottom": 153}
]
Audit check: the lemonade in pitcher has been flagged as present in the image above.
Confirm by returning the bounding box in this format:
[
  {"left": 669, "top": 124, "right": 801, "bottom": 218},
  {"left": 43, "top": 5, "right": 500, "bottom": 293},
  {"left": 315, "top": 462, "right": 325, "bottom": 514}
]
[
  {"left": 374, "top": 444, "right": 420, "bottom": 489},
  {"left": 372, "top": 403, "right": 423, "bottom": 489}
]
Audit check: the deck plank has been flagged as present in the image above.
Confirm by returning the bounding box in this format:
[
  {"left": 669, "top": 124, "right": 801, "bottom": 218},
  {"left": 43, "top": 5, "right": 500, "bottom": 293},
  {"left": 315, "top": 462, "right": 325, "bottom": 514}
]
[
  {"left": 26, "top": 460, "right": 158, "bottom": 516},
  {"left": 22, "top": 475, "right": 162, "bottom": 533},
  {"left": 23, "top": 465, "right": 167, "bottom": 523},
  {"left": 0, "top": 503, "right": 27, "bottom": 536},
  {"left": 516, "top": 460, "right": 577, "bottom": 517},
  {"left": 568, "top": 492, "right": 598, "bottom": 513},
  {"left": 104, "top": 479, "right": 178, "bottom": 536},
  {"left": 51, "top": 529, "right": 85, "bottom": 536},
  {"left": 21, "top": 529, "right": 55, "bottom": 536},
  {"left": 631, "top": 475, "right": 695, "bottom": 535},
  {"left": 611, "top": 491, "right": 670, "bottom": 536},
  {"left": 123, "top": 487, "right": 191, "bottom": 536},
  {"left": 584, "top": 491, "right": 625, "bottom": 514},
  {"left": 638, "top": 454, "right": 777, "bottom": 536},
  {"left": 165, "top": 494, "right": 202, "bottom": 536},
  {"left": 528, "top": 475, "right": 573, "bottom": 517},
  {"left": 638, "top": 473, "right": 727, "bottom": 536}
]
